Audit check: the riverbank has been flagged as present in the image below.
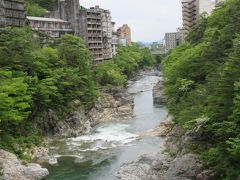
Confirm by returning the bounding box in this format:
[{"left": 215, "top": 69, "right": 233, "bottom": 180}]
[
  {"left": 116, "top": 115, "right": 204, "bottom": 180},
  {"left": 0, "top": 86, "right": 135, "bottom": 180},
  {"left": 0, "top": 70, "right": 165, "bottom": 180},
  {"left": 45, "top": 72, "right": 168, "bottom": 180},
  {"left": 116, "top": 80, "right": 216, "bottom": 180}
]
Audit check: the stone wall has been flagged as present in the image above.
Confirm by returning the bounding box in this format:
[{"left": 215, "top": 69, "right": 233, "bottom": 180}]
[{"left": 0, "top": 0, "right": 26, "bottom": 27}]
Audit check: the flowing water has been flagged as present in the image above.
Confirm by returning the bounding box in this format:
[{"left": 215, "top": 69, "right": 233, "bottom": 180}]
[{"left": 45, "top": 75, "right": 168, "bottom": 180}]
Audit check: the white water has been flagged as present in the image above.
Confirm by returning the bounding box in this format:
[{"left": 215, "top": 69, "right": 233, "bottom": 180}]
[{"left": 67, "top": 123, "right": 139, "bottom": 152}]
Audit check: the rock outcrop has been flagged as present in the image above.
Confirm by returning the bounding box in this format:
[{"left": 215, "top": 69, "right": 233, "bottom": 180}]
[
  {"left": 0, "top": 150, "right": 49, "bottom": 180},
  {"left": 140, "top": 115, "right": 173, "bottom": 138},
  {"left": 89, "top": 89, "right": 134, "bottom": 124},
  {"left": 40, "top": 104, "right": 91, "bottom": 138},
  {"left": 116, "top": 115, "right": 211, "bottom": 180},
  {"left": 28, "top": 147, "right": 58, "bottom": 166},
  {"left": 152, "top": 79, "right": 166, "bottom": 104},
  {"left": 116, "top": 152, "right": 171, "bottom": 180},
  {"left": 163, "top": 154, "right": 203, "bottom": 180},
  {"left": 40, "top": 88, "right": 134, "bottom": 138}
]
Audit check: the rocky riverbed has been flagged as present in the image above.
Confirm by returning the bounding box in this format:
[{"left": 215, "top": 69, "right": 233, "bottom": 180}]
[
  {"left": 39, "top": 87, "right": 134, "bottom": 139},
  {"left": 115, "top": 115, "right": 210, "bottom": 180},
  {"left": 0, "top": 87, "right": 135, "bottom": 180},
  {"left": 116, "top": 81, "right": 216, "bottom": 180},
  {"left": 44, "top": 72, "right": 168, "bottom": 180},
  {"left": 0, "top": 71, "right": 214, "bottom": 180}
]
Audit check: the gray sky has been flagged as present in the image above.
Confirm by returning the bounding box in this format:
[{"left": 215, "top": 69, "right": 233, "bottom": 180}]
[{"left": 80, "top": 0, "right": 182, "bottom": 42}]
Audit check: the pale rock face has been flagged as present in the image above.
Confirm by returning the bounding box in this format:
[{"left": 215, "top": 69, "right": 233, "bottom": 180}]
[
  {"left": 152, "top": 79, "right": 166, "bottom": 104},
  {"left": 28, "top": 147, "right": 58, "bottom": 166},
  {"left": 117, "top": 104, "right": 133, "bottom": 117},
  {"left": 116, "top": 152, "right": 171, "bottom": 180},
  {"left": 0, "top": 150, "right": 49, "bottom": 180},
  {"left": 89, "top": 92, "right": 134, "bottom": 123},
  {"left": 163, "top": 154, "right": 203, "bottom": 180}
]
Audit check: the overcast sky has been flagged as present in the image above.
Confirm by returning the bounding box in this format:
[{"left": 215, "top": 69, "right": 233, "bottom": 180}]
[{"left": 80, "top": 0, "right": 182, "bottom": 42}]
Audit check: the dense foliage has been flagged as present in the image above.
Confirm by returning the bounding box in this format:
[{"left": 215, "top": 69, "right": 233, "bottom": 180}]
[
  {"left": 25, "top": 0, "right": 58, "bottom": 17},
  {"left": 96, "top": 44, "right": 156, "bottom": 87},
  {"left": 26, "top": 0, "right": 47, "bottom": 17},
  {"left": 0, "top": 26, "right": 156, "bottom": 158},
  {"left": 29, "top": 0, "right": 58, "bottom": 10},
  {"left": 0, "top": 27, "right": 98, "bottom": 156},
  {"left": 162, "top": 0, "right": 240, "bottom": 178},
  {"left": 96, "top": 61, "right": 127, "bottom": 87},
  {"left": 114, "top": 45, "right": 156, "bottom": 77}
]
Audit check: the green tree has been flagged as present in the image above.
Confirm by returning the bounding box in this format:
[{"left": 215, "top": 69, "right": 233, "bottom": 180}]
[
  {"left": 162, "top": 0, "right": 240, "bottom": 178},
  {"left": 26, "top": 0, "right": 47, "bottom": 17},
  {"left": 0, "top": 70, "right": 32, "bottom": 122},
  {"left": 96, "top": 61, "right": 127, "bottom": 87}
]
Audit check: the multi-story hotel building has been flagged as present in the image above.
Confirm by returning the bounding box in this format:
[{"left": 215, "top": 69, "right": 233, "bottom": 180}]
[
  {"left": 165, "top": 32, "right": 182, "bottom": 51},
  {"left": 182, "top": 0, "right": 220, "bottom": 39},
  {"left": 79, "top": 6, "right": 104, "bottom": 63}
]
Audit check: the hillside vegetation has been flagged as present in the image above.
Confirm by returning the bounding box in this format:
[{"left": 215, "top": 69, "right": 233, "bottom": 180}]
[
  {"left": 0, "top": 27, "right": 97, "bottom": 157},
  {"left": 162, "top": 0, "right": 240, "bottom": 178},
  {"left": 0, "top": 27, "right": 155, "bottom": 158},
  {"left": 25, "top": 0, "right": 58, "bottom": 17},
  {"left": 96, "top": 44, "right": 156, "bottom": 87}
]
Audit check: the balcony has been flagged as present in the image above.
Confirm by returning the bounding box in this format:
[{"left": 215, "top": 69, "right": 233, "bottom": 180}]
[
  {"left": 87, "top": 21, "right": 101, "bottom": 25},
  {"left": 88, "top": 33, "right": 102, "bottom": 37}
]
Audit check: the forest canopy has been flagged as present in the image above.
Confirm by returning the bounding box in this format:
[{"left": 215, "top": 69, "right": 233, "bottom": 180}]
[{"left": 162, "top": 0, "right": 240, "bottom": 178}]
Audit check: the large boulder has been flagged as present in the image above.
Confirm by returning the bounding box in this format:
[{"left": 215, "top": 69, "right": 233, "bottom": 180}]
[
  {"left": 163, "top": 154, "right": 203, "bottom": 180},
  {"left": 0, "top": 150, "right": 49, "bottom": 180},
  {"left": 152, "top": 80, "right": 166, "bottom": 104},
  {"left": 117, "top": 104, "right": 133, "bottom": 117},
  {"left": 116, "top": 153, "right": 170, "bottom": 180},
  {"left": 28, "top": 147, "right": 57, "bottom": 166}
]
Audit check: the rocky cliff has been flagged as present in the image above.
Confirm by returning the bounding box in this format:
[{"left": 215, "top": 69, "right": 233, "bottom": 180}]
[
  {"left": 116, "top": 115, "right": 216, "bottom": 180},
  {"left": 39, "top": 88, "right": 134, "bottom": 138},
  {"left": 116, "top": 83, "right": 216, "bottom": 180},
  {"left": 88, "top": 88, "right": 134, "bottom": 125}
]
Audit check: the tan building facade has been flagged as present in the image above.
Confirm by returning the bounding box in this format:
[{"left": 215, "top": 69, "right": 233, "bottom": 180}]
[{"left": 117, "top": 24, "right": 131, "bottom": 46}]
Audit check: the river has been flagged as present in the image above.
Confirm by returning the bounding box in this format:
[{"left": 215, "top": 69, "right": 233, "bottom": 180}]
[{"left": 45, "top": 75, "right": 168, "bottom": 180}]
